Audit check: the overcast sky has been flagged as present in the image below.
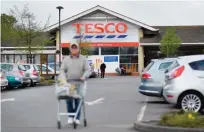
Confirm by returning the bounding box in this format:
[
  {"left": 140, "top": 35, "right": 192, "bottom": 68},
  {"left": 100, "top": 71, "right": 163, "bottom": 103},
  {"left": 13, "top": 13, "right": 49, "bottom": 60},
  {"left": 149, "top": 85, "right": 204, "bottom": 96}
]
[{"left": 1, "top": 0, "right": 204, "bottom": 26}]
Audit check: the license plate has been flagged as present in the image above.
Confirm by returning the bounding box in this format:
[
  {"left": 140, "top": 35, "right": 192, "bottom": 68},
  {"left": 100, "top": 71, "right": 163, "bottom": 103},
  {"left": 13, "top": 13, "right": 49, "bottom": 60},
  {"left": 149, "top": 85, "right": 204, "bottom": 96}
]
[
  {"left": 23, "top": 78, "right": 28, "bottom": 81},
  {"left": 25, "top": 73, "right": 30, "bottom": 77},
  {"left": 1, "top": 82, "right": 8, "bottom": 86}
]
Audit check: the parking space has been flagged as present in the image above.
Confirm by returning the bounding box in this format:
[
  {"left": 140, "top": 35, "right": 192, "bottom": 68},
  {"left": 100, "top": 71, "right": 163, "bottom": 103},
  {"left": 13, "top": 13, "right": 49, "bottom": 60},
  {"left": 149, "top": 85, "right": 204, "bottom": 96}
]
[{"left": 1, "top": 76, "right": 178, "bottom": 132}]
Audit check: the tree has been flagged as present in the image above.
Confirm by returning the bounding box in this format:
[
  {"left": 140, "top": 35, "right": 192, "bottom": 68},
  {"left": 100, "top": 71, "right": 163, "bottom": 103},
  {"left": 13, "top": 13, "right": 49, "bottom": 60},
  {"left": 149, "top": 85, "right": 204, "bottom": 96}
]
[
  {"left": 1, "top": 14, "right": 17, "bottom": 41},
  {"left": 160, "top": 27, "right": 181, "bottom": 57},
  {"left": 7, "top": 4, "right": 52, "bottom": 63},
  {"left": 75, "top": 28, "right": 92, "bottom": 56}
]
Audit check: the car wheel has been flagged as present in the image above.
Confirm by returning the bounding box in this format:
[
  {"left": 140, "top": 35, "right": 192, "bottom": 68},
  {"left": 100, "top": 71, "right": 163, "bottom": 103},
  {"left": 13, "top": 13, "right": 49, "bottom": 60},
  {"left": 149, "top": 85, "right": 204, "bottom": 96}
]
[
  {"left": 29, "top": 79, "right": 34, "bottom": 87},
  {"left": 178, "top": 91, "right": 203, "bottom": 112}
]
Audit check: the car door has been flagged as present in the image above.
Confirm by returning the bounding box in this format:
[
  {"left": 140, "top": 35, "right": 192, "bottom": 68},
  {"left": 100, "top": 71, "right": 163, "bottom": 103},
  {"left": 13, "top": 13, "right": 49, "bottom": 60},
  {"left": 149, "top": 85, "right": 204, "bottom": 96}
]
[{"left": 188, "top": 59, "right": 204, "bottom": 94}]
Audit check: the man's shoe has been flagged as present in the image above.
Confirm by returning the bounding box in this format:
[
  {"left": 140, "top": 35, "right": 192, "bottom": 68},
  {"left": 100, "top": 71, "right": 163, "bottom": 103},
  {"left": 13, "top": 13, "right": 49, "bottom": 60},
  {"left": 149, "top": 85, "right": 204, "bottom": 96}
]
[
  {"left": 67, "top": 117, "right": 73, "bottom": 124},
  {"left": 75, "top": 120, "right": 80, "bottom": 124}
]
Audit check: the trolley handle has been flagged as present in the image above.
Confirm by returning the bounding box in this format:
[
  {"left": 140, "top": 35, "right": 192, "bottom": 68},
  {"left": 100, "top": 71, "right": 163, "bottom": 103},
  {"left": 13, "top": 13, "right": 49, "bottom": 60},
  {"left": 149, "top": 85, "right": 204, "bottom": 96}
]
[{"left": 67, "top": 79, "right": 86, "bottom": 83}]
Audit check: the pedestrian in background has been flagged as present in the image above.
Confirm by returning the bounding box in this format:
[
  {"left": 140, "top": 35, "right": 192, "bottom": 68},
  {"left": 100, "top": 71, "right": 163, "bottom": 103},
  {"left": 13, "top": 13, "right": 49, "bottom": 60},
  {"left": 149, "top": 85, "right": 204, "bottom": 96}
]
[
  {"left": 100, "top": 63, "right": 106, "bottom": 78},
  {"left": 59, "top": 41, "right": 89, "bottom": 125}
]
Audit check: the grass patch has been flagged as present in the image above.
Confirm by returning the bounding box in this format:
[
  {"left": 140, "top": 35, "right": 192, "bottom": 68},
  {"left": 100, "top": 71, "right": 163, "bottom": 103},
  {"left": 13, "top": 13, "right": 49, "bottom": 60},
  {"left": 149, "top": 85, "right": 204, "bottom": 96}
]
[
  {"left": 39, "top": 79, "right": 54, "bottom": 86},
  {"left": 159, "top": 111, "right": 204, "bottom": 128}
]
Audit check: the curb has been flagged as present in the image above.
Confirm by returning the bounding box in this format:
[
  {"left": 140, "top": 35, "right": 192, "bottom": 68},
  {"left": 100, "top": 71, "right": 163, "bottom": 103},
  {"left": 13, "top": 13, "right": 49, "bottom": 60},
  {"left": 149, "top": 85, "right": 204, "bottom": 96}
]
[{"left": 134, "top": 121, "right": 204, "bottom": 132}]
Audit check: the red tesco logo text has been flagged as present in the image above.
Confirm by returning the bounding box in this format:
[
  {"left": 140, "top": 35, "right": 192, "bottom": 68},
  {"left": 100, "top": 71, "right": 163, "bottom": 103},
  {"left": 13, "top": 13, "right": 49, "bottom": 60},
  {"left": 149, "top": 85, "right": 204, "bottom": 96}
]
[{"left": 73, "top": 23, "right": 128, "bottom": 34}]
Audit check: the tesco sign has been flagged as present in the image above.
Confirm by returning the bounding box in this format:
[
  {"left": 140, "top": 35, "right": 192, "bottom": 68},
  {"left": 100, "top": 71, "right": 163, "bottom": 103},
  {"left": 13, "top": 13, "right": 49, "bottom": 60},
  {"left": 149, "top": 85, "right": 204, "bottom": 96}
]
[{"left": 73, "top": 22, "right": 128, "bottom": 34}]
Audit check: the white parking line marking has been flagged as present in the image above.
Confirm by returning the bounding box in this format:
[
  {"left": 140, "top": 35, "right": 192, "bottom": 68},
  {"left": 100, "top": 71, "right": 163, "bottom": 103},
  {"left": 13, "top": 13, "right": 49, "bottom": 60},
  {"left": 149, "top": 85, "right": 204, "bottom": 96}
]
[
  {"left": 86, "top": 98, "right": 104, "bottom": 106},
  {"left": 137, "top": 97, "right": 148, "bottom": 122},
  {"left": 1, "top": 98, "right": 15, "bottom": 103}
]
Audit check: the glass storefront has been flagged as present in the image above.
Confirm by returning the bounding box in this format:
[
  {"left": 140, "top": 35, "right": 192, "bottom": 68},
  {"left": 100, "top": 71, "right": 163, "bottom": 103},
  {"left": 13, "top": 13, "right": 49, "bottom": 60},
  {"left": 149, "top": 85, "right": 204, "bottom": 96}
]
[
  {"left": 119, "top": 47, "right": 138, "bottom": 55},
  {"left": 101, "top": 47, "right": 119, "bottom": 55},
  {"left": 62, "top": 47, "right": 99, "bottom": 55},
  {"left": 61, "top": 46, "right": 139, "bottom": 72},
  {"left": 119, "top": 47, "right": 138, "bottom": 72}
]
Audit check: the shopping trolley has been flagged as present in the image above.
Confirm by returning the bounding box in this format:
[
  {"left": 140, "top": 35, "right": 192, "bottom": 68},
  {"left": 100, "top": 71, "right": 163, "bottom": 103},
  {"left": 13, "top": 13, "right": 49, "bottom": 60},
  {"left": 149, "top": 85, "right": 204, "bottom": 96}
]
[{"left": 56, "top": 79, "right": 87, "bottom": 129}]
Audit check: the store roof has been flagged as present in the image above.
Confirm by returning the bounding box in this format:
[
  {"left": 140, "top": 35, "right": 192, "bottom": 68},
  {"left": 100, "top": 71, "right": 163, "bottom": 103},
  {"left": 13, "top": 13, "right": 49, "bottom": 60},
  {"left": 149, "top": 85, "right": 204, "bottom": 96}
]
[
  {"left": 46, "top": 5, "right": 159, "bottom": 32},
  {"left": 141, "top": 26, "right": 204, "bottom": 43}
]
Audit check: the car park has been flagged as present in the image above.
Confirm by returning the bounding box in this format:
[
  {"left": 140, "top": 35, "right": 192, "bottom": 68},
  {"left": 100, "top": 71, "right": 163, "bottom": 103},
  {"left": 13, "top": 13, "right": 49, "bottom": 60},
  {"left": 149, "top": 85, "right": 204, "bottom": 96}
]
[
  {"left": 0, "top": 69, "right": 8, "bottom": 90},
  {"left": 21, "top": 64, "right": 40, "bottom": 86},
  {"left": 1, "top": 63, "right": 30, "bottom": 88},
  {"left": 138, "top": 58, "right": 176, "bottom": 97},
  {"left": 163, "top": 55, "right": 204, "bottom": 112}
]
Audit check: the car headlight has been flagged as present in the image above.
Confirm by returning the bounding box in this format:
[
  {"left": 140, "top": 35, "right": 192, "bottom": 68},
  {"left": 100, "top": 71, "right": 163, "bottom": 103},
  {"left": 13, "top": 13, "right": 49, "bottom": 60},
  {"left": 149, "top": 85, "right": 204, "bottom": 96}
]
[{"left": 15, "top": 77, "right": 21, "bottom": 81}]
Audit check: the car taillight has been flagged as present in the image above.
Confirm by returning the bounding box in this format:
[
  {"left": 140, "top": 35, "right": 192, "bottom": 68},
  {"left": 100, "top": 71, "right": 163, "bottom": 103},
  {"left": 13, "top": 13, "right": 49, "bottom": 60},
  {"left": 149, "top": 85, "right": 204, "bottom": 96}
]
[
  {"left": 171, "top": 66, "right": 185, "bottom": 79},
  {"left": 0, "top": 73, "right": 3, "bottom": 79},
  {"left": 142, "top": 73, "right": 151, "bottom": 79},
  {"left": 33, "top": 70, "right": 38, "bottom": 76},
  {"left": 19, "top": 71, "right": 24, "bottom": 76}
]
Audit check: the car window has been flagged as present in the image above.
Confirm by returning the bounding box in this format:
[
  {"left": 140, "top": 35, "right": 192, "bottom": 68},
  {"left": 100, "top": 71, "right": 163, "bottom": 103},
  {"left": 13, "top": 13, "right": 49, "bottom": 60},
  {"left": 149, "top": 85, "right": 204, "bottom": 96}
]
[
  {"left": 18, "top": 65, "right": 26, "bottom": 71},
  {"left": 189, "top": 60, "right": 204, "bottom": 71},
  {"left": 158, "top": 61, "right": 173, "bottom": 70},
  {"left": 37, "top": 65, "right": 52, "bottom": 72},
  {"left": 1, "top": 64, "right": 13, "bottom": 71},
  {"left": 42, "top": 66, "right": 47, "bottom": 71},
  {"left": 36, "top": 65, "right": 40, "bottom": 71},
  {"left": 167, "top": 60, "right": 180, "bottom": 72},
  {"left": 8, "top": 65, "right": 13, "bottom": 71},
  {"left": 23, "top": 65, "right": 31, "bottom": 70},
  {"left": 49, "top": 64, "right": 60, "bottom": 71},
  {"left": 144, "top": 61, "right": 154, "bottom": 71},
  {"left": 33, "top": 65, "right": 38, "bottom": 71}
]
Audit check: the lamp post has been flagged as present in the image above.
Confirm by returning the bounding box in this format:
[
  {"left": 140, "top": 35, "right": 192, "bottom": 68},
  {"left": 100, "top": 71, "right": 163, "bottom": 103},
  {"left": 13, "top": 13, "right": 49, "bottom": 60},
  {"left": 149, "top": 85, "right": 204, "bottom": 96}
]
[{"left": 56, "top": 6, "right": 64, "bottom": 67}]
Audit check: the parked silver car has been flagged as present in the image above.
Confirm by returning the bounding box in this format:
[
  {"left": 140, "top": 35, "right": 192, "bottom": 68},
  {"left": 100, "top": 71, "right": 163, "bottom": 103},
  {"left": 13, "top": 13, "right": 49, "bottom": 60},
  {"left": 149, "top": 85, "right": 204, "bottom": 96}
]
[
  {"left": 163, "top": 55, "right": 204, "bottom": 112},
  {"left": 0, "top": 69, "right": 8, "bottom": 90},
  {"left": 1, "top": 63, "right": 30, "bottom": 87},
  {"left": 22, "top": 64, "right": 40, "bottom": 86},
  {"left": 138, "top": 58, "right": 175, "bottom": 97}
]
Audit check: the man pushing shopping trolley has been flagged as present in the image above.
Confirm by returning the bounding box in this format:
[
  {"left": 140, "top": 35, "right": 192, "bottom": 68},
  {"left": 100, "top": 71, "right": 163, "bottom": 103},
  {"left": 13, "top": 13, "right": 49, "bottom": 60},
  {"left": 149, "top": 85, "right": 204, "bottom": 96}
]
[{"left": 56, "top": 40, "right": 90, "bottom": 129}]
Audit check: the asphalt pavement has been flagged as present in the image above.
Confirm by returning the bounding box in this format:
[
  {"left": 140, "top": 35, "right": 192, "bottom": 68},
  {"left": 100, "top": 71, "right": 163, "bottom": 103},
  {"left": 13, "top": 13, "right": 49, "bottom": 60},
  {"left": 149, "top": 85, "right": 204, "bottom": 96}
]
[{"left": 1, "top": 76, "right": 175, "bottom": 132}]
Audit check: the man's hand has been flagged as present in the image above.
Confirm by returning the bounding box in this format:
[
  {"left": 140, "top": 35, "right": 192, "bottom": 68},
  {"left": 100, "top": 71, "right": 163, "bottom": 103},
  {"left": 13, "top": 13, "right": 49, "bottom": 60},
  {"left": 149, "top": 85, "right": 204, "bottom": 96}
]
[{"left": 80, "top": 77, "right": 85, "bottom": 81}]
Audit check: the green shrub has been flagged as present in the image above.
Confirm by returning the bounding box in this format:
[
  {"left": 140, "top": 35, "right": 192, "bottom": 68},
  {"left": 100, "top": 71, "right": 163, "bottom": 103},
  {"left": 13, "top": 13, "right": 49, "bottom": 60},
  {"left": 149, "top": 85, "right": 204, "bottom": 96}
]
[
  {"left": 40, "top": 76, "right": 45, "bottom": 82},
  {"left": 47, "top": 80, "right": 54, "bottom": 85},
  {"left": 159, "top": 111, "right": 204, "bottom": 128}
]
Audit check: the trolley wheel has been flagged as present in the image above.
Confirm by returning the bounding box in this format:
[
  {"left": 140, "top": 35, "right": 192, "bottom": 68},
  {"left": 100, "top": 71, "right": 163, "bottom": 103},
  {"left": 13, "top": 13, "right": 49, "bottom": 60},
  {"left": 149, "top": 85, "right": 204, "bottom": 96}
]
[
  {"left": 84, "top": 119, "right": 87, "bottom": 127},
  {"left": 73, "top": 122, "right": 77, "bottom": 129},
  {"left": 57, "top": 121, "right": 61, "bottom": 129}
]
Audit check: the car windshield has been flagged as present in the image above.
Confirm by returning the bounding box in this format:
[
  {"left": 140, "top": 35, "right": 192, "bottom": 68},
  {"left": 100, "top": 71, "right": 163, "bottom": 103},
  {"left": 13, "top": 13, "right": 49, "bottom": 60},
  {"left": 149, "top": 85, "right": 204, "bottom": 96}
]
[
  {"left": 18, "top": 65, "right": 26, "bottom": 71},
  {"left": 166, "top": 60, "right": 180, "bottom": 72},
  {"left": 144, "top": 61, "right": 154, "bottom": 71},
  {"left": 158, "top": 61, "right": 173, "bottom": 70},
  {"left": 1, "top": 64, "right": 13, "bottom": 71},
  {"left": 23, "top": 65, "right": 31, "bottom": 70}
]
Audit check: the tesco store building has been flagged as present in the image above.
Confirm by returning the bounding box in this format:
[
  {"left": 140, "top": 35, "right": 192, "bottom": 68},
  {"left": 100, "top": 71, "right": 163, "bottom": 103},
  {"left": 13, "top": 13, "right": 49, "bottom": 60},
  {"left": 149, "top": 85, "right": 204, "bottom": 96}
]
[{"left": 47, "top": 5, "right": 159, "bottom": 75}]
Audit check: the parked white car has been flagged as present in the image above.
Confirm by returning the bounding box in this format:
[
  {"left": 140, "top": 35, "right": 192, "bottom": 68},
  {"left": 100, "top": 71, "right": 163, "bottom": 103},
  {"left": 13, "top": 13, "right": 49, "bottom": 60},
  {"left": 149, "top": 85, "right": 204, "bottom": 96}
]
[
  {"left": 163, "top": 55, "right": 204, "bottom": 112},
  {"left": 1, "top": 69, "right": 8, "bottom": 89},
  {"left": 36, "top": 64, "right": 59, "bottom": 79}
]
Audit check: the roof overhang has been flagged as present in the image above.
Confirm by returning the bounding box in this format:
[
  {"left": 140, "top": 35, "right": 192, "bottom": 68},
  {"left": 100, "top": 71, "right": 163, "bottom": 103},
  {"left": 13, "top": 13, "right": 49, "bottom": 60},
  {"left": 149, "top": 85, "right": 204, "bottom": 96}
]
[{"left": 46, "top": 5, "right": 159, "bottom": 32}]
